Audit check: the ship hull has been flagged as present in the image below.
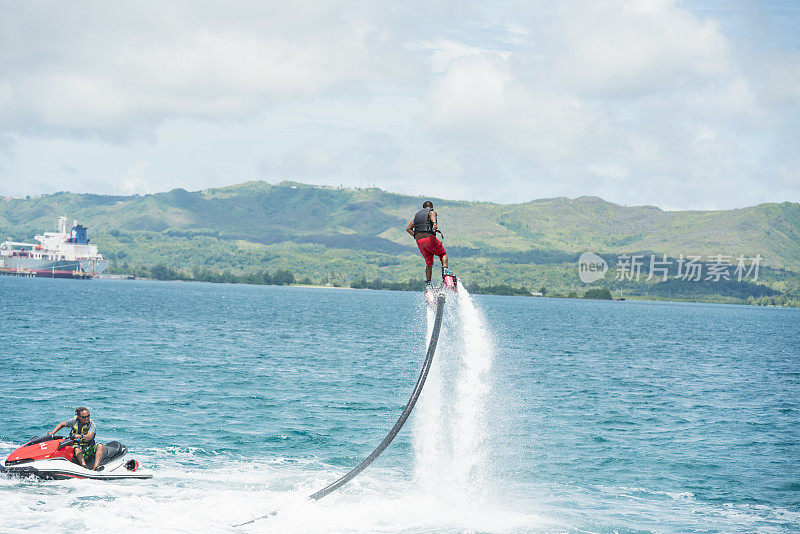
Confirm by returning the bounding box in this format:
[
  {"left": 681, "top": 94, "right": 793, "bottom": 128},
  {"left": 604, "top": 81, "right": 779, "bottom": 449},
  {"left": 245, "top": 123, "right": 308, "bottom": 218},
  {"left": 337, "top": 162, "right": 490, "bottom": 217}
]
[{"left": 0, "top": 257, "right": 108, "bottom": 279}]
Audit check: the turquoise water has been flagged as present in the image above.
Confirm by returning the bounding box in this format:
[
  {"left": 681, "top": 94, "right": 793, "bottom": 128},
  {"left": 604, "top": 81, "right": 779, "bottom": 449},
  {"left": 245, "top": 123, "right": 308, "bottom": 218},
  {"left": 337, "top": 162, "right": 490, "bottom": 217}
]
[{"left": 1, "top": 276, "right": 798, "bottom": 532}]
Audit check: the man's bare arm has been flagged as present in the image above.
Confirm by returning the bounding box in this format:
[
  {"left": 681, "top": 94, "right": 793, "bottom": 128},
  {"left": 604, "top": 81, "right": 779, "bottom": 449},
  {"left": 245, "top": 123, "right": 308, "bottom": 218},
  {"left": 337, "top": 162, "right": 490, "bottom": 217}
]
[
  {"left": 406, "top": 220, "right": 415, "bottom": 237},
  {"left": 430, "top": 210, "right": 438, "bottom": 232}
]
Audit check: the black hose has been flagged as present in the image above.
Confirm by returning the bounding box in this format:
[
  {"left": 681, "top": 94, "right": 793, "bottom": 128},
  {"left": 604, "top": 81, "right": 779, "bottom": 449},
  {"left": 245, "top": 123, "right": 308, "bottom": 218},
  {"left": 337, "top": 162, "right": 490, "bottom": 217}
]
[
  {"left": 309, "top": 293, "right": 445, "bottom": 500},
  {"left": 235, "top": 293, "right": 446, "bottom": 527}
]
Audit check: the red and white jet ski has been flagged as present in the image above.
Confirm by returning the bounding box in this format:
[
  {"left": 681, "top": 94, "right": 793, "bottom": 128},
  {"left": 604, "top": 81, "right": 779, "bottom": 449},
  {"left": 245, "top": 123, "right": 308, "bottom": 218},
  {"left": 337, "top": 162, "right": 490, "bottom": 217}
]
[{"left": 0, "top": 435, "right": 152, "bottom": 480}]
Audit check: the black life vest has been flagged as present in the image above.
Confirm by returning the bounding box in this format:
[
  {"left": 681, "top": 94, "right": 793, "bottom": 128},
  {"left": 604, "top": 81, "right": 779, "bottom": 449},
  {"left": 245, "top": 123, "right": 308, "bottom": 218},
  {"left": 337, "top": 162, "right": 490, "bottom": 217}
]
[
  {"left": 413, "top": 208, "right": 434, "bottom": 235},
  {"left": 70, "top": 420, "right": 96, "bottom": 446}
]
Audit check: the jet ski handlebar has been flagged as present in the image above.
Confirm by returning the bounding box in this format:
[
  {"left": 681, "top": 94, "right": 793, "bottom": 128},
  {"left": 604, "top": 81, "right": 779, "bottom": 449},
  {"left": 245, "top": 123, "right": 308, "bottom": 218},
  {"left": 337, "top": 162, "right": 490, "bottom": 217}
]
[{"left": 56, "top": 437, "right": 78, "bottom": 450}]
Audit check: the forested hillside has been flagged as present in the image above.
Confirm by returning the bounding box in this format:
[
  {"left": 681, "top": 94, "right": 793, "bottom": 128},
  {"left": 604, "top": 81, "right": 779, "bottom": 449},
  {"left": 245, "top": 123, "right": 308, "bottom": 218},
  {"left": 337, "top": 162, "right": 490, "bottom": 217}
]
[{"left": 2, "top": 181, "right": 798, "bottom": 304}]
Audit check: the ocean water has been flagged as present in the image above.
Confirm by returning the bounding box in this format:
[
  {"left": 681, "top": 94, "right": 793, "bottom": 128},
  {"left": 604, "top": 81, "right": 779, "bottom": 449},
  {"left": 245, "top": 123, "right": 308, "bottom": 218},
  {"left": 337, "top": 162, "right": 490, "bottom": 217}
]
[{"left": 0, "top": 276, "right": 798, "bottom": 533}]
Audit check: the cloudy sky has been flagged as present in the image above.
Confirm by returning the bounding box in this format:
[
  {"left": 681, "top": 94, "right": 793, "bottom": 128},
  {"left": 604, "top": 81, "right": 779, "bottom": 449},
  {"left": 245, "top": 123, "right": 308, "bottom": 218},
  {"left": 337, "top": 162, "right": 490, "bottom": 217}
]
[{"left": 0, "top": 1, "right": 798, "bottom": 209}]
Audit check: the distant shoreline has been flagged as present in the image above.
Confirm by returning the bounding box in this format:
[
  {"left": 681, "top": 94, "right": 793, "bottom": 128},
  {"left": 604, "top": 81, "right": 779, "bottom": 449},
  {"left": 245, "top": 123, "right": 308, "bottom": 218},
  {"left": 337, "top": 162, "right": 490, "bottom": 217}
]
[{"left": 86, "top": 275, "right": 800, "bottom": 308}]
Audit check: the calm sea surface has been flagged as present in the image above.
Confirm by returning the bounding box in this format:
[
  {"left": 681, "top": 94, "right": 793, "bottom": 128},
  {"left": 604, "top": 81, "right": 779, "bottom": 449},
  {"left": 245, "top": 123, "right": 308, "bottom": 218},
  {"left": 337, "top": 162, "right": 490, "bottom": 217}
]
[{"left": 1, "top": 276, "right": 798, "bottom": 533}]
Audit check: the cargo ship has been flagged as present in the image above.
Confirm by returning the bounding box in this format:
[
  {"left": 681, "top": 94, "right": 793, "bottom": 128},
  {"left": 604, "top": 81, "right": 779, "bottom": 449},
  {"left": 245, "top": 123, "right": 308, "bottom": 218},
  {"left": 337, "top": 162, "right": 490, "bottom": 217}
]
[{"left": 0, "top": 216, "right": 109, "bottom": 278}]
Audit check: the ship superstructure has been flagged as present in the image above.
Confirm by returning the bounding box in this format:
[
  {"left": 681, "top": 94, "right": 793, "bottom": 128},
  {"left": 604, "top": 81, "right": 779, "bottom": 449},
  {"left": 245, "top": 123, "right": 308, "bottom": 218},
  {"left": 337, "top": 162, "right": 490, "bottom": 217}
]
[{"left": 0, "top": 216, "right": 109, "bottom": 278}]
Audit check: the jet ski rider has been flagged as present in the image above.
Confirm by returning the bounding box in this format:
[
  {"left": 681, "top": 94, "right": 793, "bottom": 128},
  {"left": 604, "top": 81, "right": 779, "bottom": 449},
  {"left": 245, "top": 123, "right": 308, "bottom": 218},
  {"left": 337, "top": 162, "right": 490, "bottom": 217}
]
[
  {"left": 406, "top": 200, "right": 453, "bottom": 286},
  {"left": 50, "top": 407, "right": 104, "bottom": 471}
]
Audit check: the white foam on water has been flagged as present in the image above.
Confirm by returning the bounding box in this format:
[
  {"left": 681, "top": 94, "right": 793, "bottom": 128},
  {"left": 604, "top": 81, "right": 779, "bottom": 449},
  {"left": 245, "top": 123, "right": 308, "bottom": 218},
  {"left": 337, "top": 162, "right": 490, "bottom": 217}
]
[{"left": 0, "top": 453, "right": 547, "bottom": 533}]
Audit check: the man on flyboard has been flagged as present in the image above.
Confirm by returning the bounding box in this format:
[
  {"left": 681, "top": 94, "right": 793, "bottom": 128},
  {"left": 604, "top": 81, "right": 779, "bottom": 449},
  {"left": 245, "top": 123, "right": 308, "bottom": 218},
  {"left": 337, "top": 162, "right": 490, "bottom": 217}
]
[{"left": 406, "top": 201, "right": 457, "bottom": 298}]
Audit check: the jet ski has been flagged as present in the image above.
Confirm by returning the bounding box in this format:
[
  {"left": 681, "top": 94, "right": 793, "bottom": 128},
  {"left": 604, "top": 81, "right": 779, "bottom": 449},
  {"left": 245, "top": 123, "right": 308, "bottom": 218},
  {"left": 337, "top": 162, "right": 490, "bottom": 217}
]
[
  {"left": 425, "top": 268, "right": 458, "bottom": 306},
  {"left": 0, "top": 435, "right": 152, "bottom": 480}
]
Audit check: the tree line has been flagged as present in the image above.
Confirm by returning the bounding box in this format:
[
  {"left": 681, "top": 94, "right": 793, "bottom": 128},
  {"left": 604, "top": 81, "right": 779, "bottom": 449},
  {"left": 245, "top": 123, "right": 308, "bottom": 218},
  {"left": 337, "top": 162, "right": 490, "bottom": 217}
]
[
  {"left": 145, "top": 263, "right": 297, "bottom": 286},
  {"left": 115, "top": 264, "right": 800, "bottom": 306}
]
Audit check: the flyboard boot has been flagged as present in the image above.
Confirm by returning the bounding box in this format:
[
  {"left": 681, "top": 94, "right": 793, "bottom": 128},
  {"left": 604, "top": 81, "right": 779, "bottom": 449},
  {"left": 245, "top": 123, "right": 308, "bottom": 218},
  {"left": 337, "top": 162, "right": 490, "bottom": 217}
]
[{"left": 442, "top": 267, "right": 458, "bottom": 292}]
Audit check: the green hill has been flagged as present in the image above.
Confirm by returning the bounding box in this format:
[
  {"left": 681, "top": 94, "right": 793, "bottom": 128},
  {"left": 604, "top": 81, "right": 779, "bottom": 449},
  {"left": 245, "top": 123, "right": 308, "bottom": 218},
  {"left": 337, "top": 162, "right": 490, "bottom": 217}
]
[{"left": 2, "top": 181, "right": 799, "bottom": 303}]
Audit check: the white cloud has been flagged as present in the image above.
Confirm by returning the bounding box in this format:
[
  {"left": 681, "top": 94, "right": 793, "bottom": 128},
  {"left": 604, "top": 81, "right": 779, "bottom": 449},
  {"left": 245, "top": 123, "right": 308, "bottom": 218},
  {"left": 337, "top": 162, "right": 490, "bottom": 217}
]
[
  {"left": 777, "top": 156, "right": 800, "bottom": 188},
  {"left": 408, "top": 39, "right": 510, "bottom": 73},
  {"left": 0, "top": 1, "right": 798, "bottom": 209},
  {"left": 119, "top": 161, "right": 151, "bottom": 195},
  {"left": 588, "top": 165, "right": 629, "bottom": 181},
  {"left": 548, "top": 0, "right": 730, "bottom": 97},
  {"left": 767, "top": 51, "right": 800, "bottom": 109},
  {"left": 272, "top": 145, "right": 338, "bottom": 178},
  {"left": 429, "top": 54, "right": 510, "bottom": 126},
  {"left": 0, "top": 2, "right": 410, "bottom": 140}
]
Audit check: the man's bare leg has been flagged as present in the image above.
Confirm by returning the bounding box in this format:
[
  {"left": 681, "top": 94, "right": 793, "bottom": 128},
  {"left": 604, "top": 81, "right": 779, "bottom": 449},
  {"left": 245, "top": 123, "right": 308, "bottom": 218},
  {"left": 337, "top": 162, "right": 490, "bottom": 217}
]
[
  {"left": 93, "top": 444, "right": 104, "bottom": 470},
  {"left": 425, "top": 265, "right": 432, "bottom": 282},
  {"left": 73, "top": 446, "right": 87, "bottom": 467}
]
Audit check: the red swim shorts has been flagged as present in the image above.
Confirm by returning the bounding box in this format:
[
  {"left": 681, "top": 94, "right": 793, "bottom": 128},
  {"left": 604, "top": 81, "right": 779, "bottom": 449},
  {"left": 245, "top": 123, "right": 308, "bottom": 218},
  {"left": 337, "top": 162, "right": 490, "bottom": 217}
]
[{"left": 416, "top": 236, "right": 447, "bottom": 267}]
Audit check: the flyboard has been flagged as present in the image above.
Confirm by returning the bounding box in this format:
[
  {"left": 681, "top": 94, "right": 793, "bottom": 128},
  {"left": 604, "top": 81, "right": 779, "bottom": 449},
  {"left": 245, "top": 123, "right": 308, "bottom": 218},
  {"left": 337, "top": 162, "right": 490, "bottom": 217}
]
[
  {"left": 236, "top": 289, "right": 450, "bottom": 527},
  {"left": 426, "top": 267, "right": 458, "bottom": 306}
]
